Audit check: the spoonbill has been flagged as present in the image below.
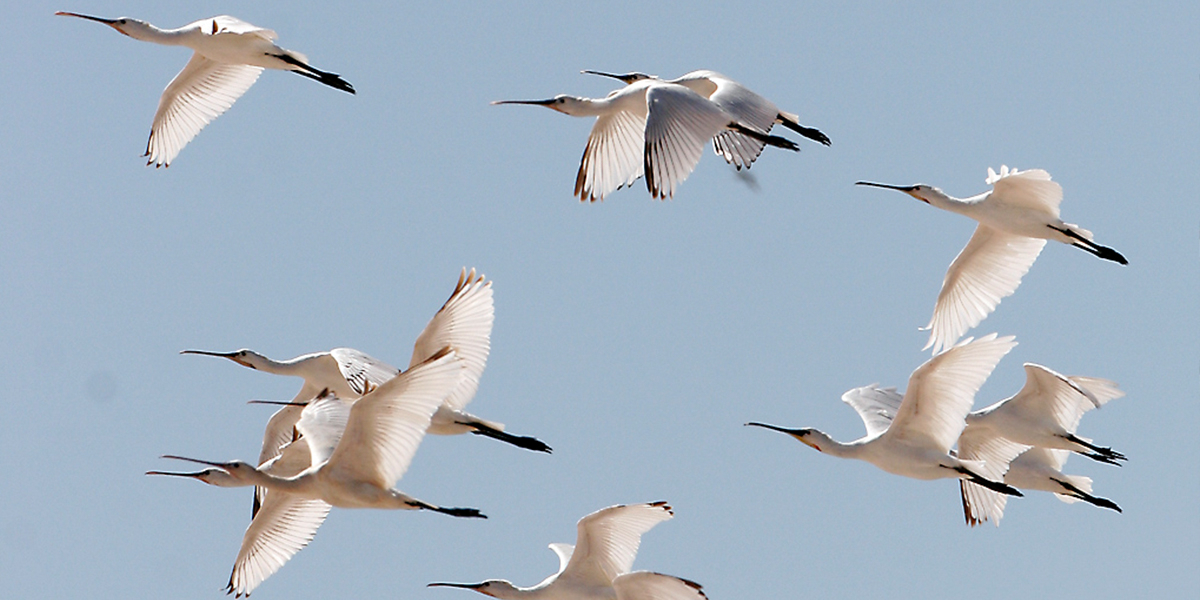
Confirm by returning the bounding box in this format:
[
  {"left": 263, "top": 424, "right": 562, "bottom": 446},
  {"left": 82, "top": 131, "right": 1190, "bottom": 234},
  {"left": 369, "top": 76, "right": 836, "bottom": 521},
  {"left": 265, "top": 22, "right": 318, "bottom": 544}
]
[
  {"left": 747, "top": 334, "right": 1025, "bottom": 498},
  {"left": 429, "top": 501, "right": 675, "bottom": 600},
  {"left": 583, "top": 69, "right": 830, "bottom": 170},
  {"left": 965, "top": 446, "right": 1123, "bottom": 526},
  {"left": 493, "top": 78, "right": 800, "bottom": 201},
  {"left": 857, "top": 166, "right": 1128, "bottom": 354},
  {"left": 151, "top": 348, "right": 485, "bottom": 596},
  {"left": 55, "top": 11, "right": 355, "bottom": 167}
]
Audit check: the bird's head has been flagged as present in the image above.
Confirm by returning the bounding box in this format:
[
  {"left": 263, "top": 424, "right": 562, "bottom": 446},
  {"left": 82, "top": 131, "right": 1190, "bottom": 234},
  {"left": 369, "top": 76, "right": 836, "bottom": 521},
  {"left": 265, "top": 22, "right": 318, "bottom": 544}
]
[
  {"left": 157, "top": 455, "right": 257, "bottom": 484},
  {"left": 855, "top": 181, "right": 942, "bottom": 205},
  {"left": 179, "top": 348, "right": 265, "bottom": 369},
  {"left": 491, "top": 95, "right": 587, "bottom": 115},
  {"left": 55, "top": 12, "right": 149, "bottom": 38},
  {"left": 429, "top": 580, "right": 518, "bottom": 599},
  {"left": 746, "top": 422, "right": 828, "bottom": 452},
  {"left": 145, "top": 467, "right": 242, "bottom": 487},
  {"left": 581, "top": 70, "right": 656, "bottom": 85}
]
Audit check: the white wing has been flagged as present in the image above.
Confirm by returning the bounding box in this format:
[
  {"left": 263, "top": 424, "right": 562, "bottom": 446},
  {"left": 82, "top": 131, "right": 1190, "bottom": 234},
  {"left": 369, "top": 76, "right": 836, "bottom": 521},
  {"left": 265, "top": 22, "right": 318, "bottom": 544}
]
[
  {"left": 294, "top": 393, "right": 353, "bottom": 466},
  {"left": 1002, "top": 365, "right": 1123, "bottom": 434},
  {"left": 643, "top": 84, "right": 739, "bottom": 199},
  {"left": 548, "top": 543, "right": 575, "bottom": 578},
  {"left": 558, "top": 502, "right": 674, "bottom": 588},
  {"left": 330, "top": 347, "right": 400, "bottom": 396},
  {"left": 323, "top": 349, "right": 463, "bottom": 489},
  {"left": 409, "top": 269, "right": 494, "bottom": 411},
  {"left": 956, "top": 424, "right": 1031, "bottom": 527},
  {"left": 705, "top": 75, "right": 779, "bottom": 170},
  {"left": 925, "top": 224, "right": 1045, "bottom": 354},
  {"left": 145, "top": 53, "right": 263, "bottom": 167},
  {"left": 987, "top": 166, "right": 1063, "bottom": 217},
  {"left": 207, "top": 15, "right": 277, "bottom": 39},
  {"left": 840, "top": 384, "right": 902, "bottom": 438},
  {"left": 890, "top": 334, "right": 1017, "bottom": 452},
  {"left": 614, "top": 572, "right": 708, "bottom": 600},
  {"left": 576, "top": 109, "right": 647, "bottom": 202}
]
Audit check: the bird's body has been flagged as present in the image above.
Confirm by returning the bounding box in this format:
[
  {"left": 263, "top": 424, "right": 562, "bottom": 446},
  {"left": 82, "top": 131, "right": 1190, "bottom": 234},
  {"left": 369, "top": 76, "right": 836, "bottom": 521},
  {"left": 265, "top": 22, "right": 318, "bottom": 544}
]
[
  {"left": 429, "top": 502, "right": 676, "bottom": 600},
  {"left": 748, "top": 334, "right": 1024, "bottom": 498},
  {"left": 494, "top": 77, "right": 800, "bottom": 201},
  {"left": 152, "top": 348, "right": 485, "bottom": 596},
  {"left": 857, "top": 166, "right": 1128, "bottom": 354},
  {"left": 585, "top": 69, "right": 830, "bottom": 170},
  {"left": 56, "top": 11, "right": 354, "bottom": 167}
]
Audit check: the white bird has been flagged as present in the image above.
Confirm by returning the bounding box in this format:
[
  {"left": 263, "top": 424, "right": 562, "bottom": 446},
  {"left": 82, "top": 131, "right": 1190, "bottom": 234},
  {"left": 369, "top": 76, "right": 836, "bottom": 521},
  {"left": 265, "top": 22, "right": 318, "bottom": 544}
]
[
  {"left": 182, "top": 269, "right": 549, "bottom": 486},
  {"left": 583, "top": 69, "right": 830, "bottom": 170},
  {"left": 857, "top": 166, "right": 1128, "bottom": 354},
  {"left": 493, "top": 78, "right": 800, "bottom": 201},
  {"left": 747, "top": 334, "right": 1024, "bottom": 498},
  {"left": 152, "top": 347, "right": 485, "bottom": 596},
  {"left": 56, "top": 11, "right": 354, "bottom": 167},
  {"left": 428, "top": 501, "right": 679, "bottom": 600}
]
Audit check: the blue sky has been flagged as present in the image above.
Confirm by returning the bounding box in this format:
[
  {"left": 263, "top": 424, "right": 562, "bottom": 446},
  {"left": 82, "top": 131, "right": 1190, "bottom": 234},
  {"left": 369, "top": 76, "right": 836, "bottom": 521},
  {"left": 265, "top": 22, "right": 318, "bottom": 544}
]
[{"left": 2, "top": 1, "right": 1196, "bottom": 598}]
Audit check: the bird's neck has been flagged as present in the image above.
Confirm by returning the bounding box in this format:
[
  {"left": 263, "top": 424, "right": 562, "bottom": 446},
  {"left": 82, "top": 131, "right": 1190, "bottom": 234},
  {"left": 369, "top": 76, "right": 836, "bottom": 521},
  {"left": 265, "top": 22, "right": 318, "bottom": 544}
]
[
  {"left": 124, "top": 23, "right": 192, "bottom": 46},
  {"left": 251, "top": 353, "right": 324, "bottom": 377},
  {"left": 926, "top": 189, "right": 984, "bottom": 217},
  {"left": 808, "top": 431, "right": 863, "bottom": 459}
]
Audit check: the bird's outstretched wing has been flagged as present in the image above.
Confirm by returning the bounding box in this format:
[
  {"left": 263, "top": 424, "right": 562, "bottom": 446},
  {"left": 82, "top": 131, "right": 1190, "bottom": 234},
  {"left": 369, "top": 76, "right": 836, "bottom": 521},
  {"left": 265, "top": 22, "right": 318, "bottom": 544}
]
[
  {"left": 705, "top": 75, "right": 779, "bottom": 170},
  {"left": 925, "top": 224, "right": 1045, "bottom": 354},
  {"left": 1002, "top": 364, "right": 1123, "bottom": 433},
  {"left": 614, "top": 572, "right": 709, "bottom": 600},
  {"left": 145, "top": 53, "right": 263, "bottom": 167},
  {"left": 208, "top": 15, "right": 277, "bottom": 40},
  {"left": 840, "top": 384, "right": 902, "bottom": 438},
  {"left": 987, "top": 166, "right": 1063, "bottom": 217},
  {"left": 409, "top": 269, "right": 494, "bottom": 411},
  {"left": 956, "top": 424, "right": 1030, "bottom": 527},
  {"left": 227, "top": 437, "right": 331, "bottom": 597},
  {"left": 330, "top": 348, "right": 400, "bottom": 396},
  {"left": 643, "top": 84, "right": 740, "bottom": 199},
  {"left": 576, "top": 108, "right": 647, "bottom": 201},
  {"left": 295, "top": 393, "right": 354, "bottom": 466},
  {"left": 558, "top": 502, "right": 674, "bottom": 588},
  {"left": 890, "top": 334, "right": 1016, "bottom": 453},
  {"left": 324, "top": 348, "right": 463, "bottom": 489}
]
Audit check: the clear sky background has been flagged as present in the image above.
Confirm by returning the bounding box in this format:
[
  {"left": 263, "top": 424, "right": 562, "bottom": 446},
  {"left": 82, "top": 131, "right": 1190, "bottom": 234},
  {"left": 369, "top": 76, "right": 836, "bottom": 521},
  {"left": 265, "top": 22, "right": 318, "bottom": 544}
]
[{"left": 2, "top": 1, "right": 1196, "bottom": 598}]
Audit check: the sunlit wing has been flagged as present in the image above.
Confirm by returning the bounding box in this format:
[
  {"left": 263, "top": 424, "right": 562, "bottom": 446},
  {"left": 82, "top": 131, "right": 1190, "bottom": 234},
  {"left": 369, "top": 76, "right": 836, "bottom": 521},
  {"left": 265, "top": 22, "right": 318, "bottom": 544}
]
[
  {"left": 643, "top": 84, "right": 736, "bottom": 199},
  {"left": 575, "top": 109, "right": 647, "bottom": 201},
  {"left": 890, "top": 334, "right": 1017, "bottom": 452},
  {"left": 558, "top": 502, "right": 674, "bottom": 588},
  {"left": 614, "top": 572, "right": 708, "bottom": 600},
  {"left": 226, "top": 492, "right": 331, "bottom": 597},
  {"left": 409, "top": 269, "right": 494, "bottom": 411},
  {"left": 324, "top": 349, "right": 462, "bottom": 488},
  {"left": 205, "top": 15, "right": 276, "bottom": 39},
  {"left": 295, "top": 394, "right": 353, "bottom": 466},
  {"left": 925, "top": 224, "right": 1045, "bottom": 354},
  {"left": 331, "top": 347, "right": 400, "bottom": 396},
  {"left": 987, "top": 166, "right": 1063, "bottom": 217},
  {"left": 706, "top": 75, "right": 778, "bottom": 169},
  {"left": 840, "top": 384, "right": 902, "bottom": 438},
  {"left": 145, "top": 53, "right": 263, "bottom": 167},
  {"left": 956, "top": 424, "right": 1030, "bottom": 526}
]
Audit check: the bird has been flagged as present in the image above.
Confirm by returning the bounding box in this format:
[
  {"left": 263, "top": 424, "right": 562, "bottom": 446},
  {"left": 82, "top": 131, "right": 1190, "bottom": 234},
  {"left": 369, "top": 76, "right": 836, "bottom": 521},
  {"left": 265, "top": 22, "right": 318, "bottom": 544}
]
[
  {"left": 150, "top": 347, "right": 486, "bottom": 596},
  {"left": 428, "top": 501, "right": 677, "bottom": 600},
  {"left": 747, "top": 334, "right": 1025, "bottom": 498},
  {"left": 856, "top": 166, "right": 1128, "bottom": 354},
  {"left": 493, "top": 77, "right": 800, "bottom": 201},
  {"left": 55, "top": 11, "right": 354, "bottom": 167},
  {"left": 582, "top": 69, "right": 830, "bottom": 170},
  {"left": 181, "top": 268, "right": 550, "bottom": 500}
]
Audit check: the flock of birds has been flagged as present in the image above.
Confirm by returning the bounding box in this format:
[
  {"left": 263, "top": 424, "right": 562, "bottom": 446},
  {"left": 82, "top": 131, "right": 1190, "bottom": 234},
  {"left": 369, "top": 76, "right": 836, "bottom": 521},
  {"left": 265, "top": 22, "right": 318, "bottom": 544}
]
[{"left": 56, "top": 9, "right": 1130, "bottom": 598}]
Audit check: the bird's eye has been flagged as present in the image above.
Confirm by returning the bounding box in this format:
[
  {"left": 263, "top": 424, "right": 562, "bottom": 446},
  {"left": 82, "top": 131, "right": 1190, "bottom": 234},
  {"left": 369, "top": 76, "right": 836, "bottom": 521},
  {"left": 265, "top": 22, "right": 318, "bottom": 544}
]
[{"left": 557, "top": 98, "right": 565, "bottom": 103}]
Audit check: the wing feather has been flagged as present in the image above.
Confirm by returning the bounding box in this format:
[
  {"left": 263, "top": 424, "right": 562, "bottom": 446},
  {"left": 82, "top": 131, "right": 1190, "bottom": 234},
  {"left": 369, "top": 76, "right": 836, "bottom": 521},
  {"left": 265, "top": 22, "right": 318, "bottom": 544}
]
[
  {"left": 558, "top": 502, "right": 674, "bottom": 588},
  {"left": 643, "top": 85, "right": 732, "bottom": 199},
  {"left": 409, "top": 269, "right": 494, "bottom": 411},
  {"left": 840, "top": 385, "right": 902, "bottom": 438},
  {"left": 146, "top": 53, "right": 262, "bottom": 167},
  {"left": 575, "top": 109, "right": 646, "bottom": 201}
]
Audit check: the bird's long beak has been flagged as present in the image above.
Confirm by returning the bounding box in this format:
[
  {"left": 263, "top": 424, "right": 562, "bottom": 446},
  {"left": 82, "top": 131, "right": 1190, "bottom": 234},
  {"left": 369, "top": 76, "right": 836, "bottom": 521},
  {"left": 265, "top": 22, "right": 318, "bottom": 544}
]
[
  {"left": 580, "top": 70, "right": 644, "bottom": 84},
  {"left": 145, "top": 469, "right": 209, "bottom": 479},
  {"left": 855, "top": 181, "right": 926, "bottom": 203},
  {"left": 491, "top": 99, "right": 558, "bottom": 106},
  {"left": 179, "top": 349, "right": 253, "bottom": 368},
  {"left": 745, "top": 422, "right": 819, "bottom": 449},
  {"left": 160, "top": 454, "right": 232, "bottom": 469},
  {"left": 55, "top": 11, "right": 122, "bottom": 30},
  {"left": 428, "top": 583, "right": 488, "bottom": 590},
  {"left": 247, "top": 400, "right": 308, "bottom": 407}
]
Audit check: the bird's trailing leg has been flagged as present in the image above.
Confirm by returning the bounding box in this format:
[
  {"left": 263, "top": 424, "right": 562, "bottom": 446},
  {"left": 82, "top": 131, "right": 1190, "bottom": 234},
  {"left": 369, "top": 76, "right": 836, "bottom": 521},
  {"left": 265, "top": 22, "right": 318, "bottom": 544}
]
[
  {"left": 1048, "top": 225, "right": 1128, "bottom": 265},
  {"left": 269, "top": 52, "right": 356, "bottom": 95},
  {"left": 950, "top": 465, "right": 1024, "bottom": 497},
  {"left": 402, "top": 496, "right": 487, "bottom": 519},
  {"left": 1050, "top": 477, "right": 1123, "bottom": 513},
  {"left": 461, "top": 421, "right": 552, "bottom": 454},
  {"left": 776, "top": 113, "right": 832, "bottom": 146},
  {"left": 728, "top": 122, "right": 800, "bottom": 152},
  {"left": 1060, "top": 433, "right": 1127, "bottom": 465}
]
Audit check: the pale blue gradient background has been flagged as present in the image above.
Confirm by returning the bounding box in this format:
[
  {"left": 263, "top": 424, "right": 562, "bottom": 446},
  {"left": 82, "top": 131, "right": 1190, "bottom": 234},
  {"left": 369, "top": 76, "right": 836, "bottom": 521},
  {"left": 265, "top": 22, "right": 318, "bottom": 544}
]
[{"left": 2, "top": 1, "right": 1196, "bottom": 598}]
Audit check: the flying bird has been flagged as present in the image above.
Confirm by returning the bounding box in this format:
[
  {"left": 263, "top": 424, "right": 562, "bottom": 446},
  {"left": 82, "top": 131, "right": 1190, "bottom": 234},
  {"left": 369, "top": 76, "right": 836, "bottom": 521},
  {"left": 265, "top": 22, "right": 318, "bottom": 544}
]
[
  {"left": 857, "top": 166, "right": 1128, "bottom": 354},
  {"left": 583, "top": 69, "right": 830, "bottom": 170},
  {"left": 429, "top": 501, "right": 677, "bottom": 600},
  {"left": 748, "top": 334, "right": 1024, "bottom": 498},
  {"left": 493, "top": 77, "right": 800, "bottom": 201},
  {"left": 151, "top": 348, "right": 485, "bottom": 596},
  {"left": 56, "top": 11, "right": 354, "bottom": 167}
]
